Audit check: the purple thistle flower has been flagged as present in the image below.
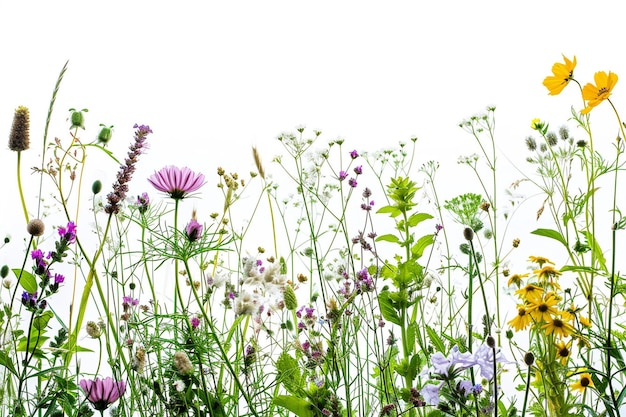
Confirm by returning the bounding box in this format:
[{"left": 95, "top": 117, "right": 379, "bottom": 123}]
[
  {"left": 348, "top": 178, "right": 358, "bottom": 188},
  {"left": 350, "top": 149, "right": 358, "bottom": 159},
  {"left": 338, "top": 170, "right": 348, "bottom": 181},
  {"left": 79, "top": 377, "right": 126, "bottom": 411},
  {"left": 353, "top": 165, "right": 362, "bottom": 175},
  {"left": 148, "top": 166, "right": 205, "bottom": 200},
  {"left": 185, "top": 218, "right": 203, "bottom": 242},
  {"left": 105, "top": 124, "right": 151, "bottom": 214},
  {"left": 190, "top": 316, "right": 201, "bottom": 329}
]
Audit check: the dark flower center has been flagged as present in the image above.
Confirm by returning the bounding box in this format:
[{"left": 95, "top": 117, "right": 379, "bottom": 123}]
[
  {"left": 581, "top": 376, "right": 590, "bottom": 387},
  {"left": 538, "top": 304, "right": 548, "bottom": 313}
]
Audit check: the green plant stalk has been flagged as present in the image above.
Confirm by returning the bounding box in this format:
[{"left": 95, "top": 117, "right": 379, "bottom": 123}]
[{"left": 16, "top": 152, "right": 30, "bottom": 226}]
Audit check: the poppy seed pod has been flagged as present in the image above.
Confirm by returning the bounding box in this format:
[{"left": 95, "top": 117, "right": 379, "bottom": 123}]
[
  {"left": 463, "top": 227, "right": 474, "bottom": 241},
  {"left": 92, "top": 180, "right": 102, "bottom": 195},
  {"left": 9, "top": 106, "right": 30, "bottom": 152},
  {"left": 524, "top": 351, "right": 535, "bottom": 366}
]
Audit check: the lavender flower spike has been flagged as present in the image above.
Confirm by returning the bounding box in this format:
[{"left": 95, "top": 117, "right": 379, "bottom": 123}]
[
  {"left": 147, "top": 166, "right": 205, "bottom": 200},
  {"left": 79, "top": 376, "right": 126, "bottom": 411},
  {"left": 105, "top": 124, "right": 152, "bottom": 214}
]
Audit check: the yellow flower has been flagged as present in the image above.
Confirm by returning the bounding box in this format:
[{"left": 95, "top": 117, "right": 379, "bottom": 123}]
[
  {"left": 533, "top": 265, "right": 562, "bottom": 290},
  {"left": 528, "top": 292, "right": 560, "bottom": 323},
  {"left": 555, "top": 339, "right": 572, "bottom": 365},
  {"left": 515, "top": 284, "right": 544, "bottom": 303},
  {"left": 543, "top": 55, "right": 576, "bottom": 95},
  {"left": 542, "top": 316, "right": 575, "bottom": 338},
  {"left": 579, "top": 316, "right": 592, "bottom": 328},
  {"left": 507, "top": 273, "right": 528, "bottom": 288},
  {"left": 581, "top": 71, "right": 618, "bottom": 114},
  {"left": 528, "top": 256, "right": 554, "bottom": 267},
  {"left": 571, "top": 372, "right": 594, "bottom": 393},
  {"left": 508, "top": 305, "right": 533, "bottom": 331}
]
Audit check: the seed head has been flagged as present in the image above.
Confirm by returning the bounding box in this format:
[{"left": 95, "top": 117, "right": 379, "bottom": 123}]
[
  {"left": 524, "top": 351, "right": 535, "bottom": 366},
  {"left": 27, "top": 219, "right": 45, "bottom": 237},
  {"left": 463, "top": 227, "right": 474, "bottom": 241},
  {"left": 9, "top": 106, "right": 30, "bottom": 152}
]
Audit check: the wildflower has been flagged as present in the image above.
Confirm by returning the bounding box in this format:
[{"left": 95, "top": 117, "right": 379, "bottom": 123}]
[
  {"left": 507, "top": 273, "right": 528, "bottom": 288},
  {"left": 173, "top": 379, "right": 186, "bottom": 392},
  {"left": 530, "top": 118, "right": 545, "bottom": 131},
  {"left": 555, "top": 339, "right": 572, "bottom": 365},
  {"left": 515, "top": 284, "right": 543, "bottom": 303},
  {"left": 421, "top": 382, "right": 443, "bottom": 406},
  {"left": 543, "top": 55, "right": 576, "bottom": 95},
  {"left": 26, "top": 219, "right": 45, "bottom": 237},
  {"left": 542, "top": 316, "right": 575, "bottom": 338},
  {"left": 79, "top": 377, "right": 126, "bottom": 411},
  {"left": 528, "top": 292, "right": 560, "bottom": 323},
  {"left": 190, "top": 316, "right": 201, "bottom": 329},
  {"left": 353, "top": 165, "right": 362, "bottom": 175},
  {"left": 136, "top": 192, "right": 150, "bottom": 214},
  {"left": 8, "top": 106, "right": 30, "bottom": 152},
  {"left": 473, "top": 344, "right": 511, "bottom": 380},
  {"left": 185, "top": 214, "right": 203, "bottom": 243},
  {"left": 338, "top": 170, "right": 348, "bottom": 181},
  {"left": 148, "top": 165, "right": 205, "bottom": 200},
  {"left": 350, "top": 149, "right": 359, "bottom": 159},
  {"left": 508, "top": 305, "right": 532, "bottom": 331},
  {"left": 571, "top": 372, "right": 594, "bottom": 393},
  {"left": 528, "top": 256, "right": 554, "bottom": 267},
  {"left": 579, "top": 316, "right": 592, "bottom": 328},
  {"left": 581, "top": 71, "right": 618, "bottom": 114},
  {"left": 105, "top": 124, "right": 152, "bottom": 214},
  {"left": 348, "top": 178, "right": 358, "bottom": 188},
  {"left": 86, "top": 321, "right": 102, "bottom": 338},
  {"left": 534, "top": 264, "right": 561, "bottom": 286},
  {"left": 57, "top": 221, "right": 77, "bottom": 243},
  {"left": 173, "top": 351, "right": 194, "bottom": 375}
]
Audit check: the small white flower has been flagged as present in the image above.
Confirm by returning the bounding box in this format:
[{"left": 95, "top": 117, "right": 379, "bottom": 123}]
[{"left": 173, "top": 379, "right": 186, "bottom": 392}]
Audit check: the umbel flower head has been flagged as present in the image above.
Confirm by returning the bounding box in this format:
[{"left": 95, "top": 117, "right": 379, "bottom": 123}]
[
  {"left": 79, "top": 377, "right": 126, "bottom": 411},
  {"left": 543, "top": 55, "right": 576, "bottom": 95},
  {"left": 8, "top": 106, "right": 30, "bottom": 152},
  {"left": 148, "top": 165, "right": 205, "bottom": 200},
  {"left": 581, "top": 71, "right": 618, "bottom": 114}
]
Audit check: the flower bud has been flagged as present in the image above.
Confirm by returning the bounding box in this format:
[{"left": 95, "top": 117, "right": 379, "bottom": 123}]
[
  {"left": 27, "top": 219, "right": 45, "bottom": 237},
  {"left": 524, "top": 352, "right": 535, "bottom": 366},
  {"left": 8, "top": 106, "right": 30, "bottom": 152},
  {"left": 69, "top": 108, "right": 87, "bottom": 130},
  {"left": 486, "top": 335, "right": 496, "bottom": 348},
  {"left": 0, "top": 265, "right": 9, "bottom": 278},
  {"left": 92, "top": 180, "right": 102, "bottom": 195},
  {"left": 97, "top": 124, "right": 113, "bottom": 145},
  {"left": 283, "top": 285, "right": 298, "bottom": 311},
  {"left": 463, "top": 227, "right": 474, "bottom": 241}
]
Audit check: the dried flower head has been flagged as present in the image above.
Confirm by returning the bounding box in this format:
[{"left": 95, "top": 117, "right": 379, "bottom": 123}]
[
  {"left": 8, "top": 106, "right": 30, "bottom": 152},
  {"left": 86, "top": 321, "right": 102, "bottom": 338},
  {"left": 26, "top": 219, "right": 45, "bottom": 237},
  {"left": 173, "top": 351, "right": 194, "bottom": 375}
]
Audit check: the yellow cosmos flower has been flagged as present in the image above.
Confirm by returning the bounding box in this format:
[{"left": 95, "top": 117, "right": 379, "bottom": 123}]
[
  {"left": 528, "top": 292, "right": 560, "bottom": 323},
  {"left": 555, "top": 339, "right": 572, "bottom": 365},
  {"left": 571, "top": 372, "right": 594, "bottom": 393},
  {"left": 542, "top": 316, "right": 575, "bottom": 338},
  {"left": 507, "top": 273, "right": 529, "bottom": 288},
  {"left": 581, "top": 71, "right": 618, "bottom": 114},
  {"left": 508, "top": 305, "right": 533, "bottom": 331},
  {"left": 543, "top": 55, "right": 576, "bottom": 95}
]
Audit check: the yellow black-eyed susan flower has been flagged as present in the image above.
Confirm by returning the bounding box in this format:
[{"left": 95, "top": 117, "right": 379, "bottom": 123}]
[{"left": 571, "top": 372, "right": 594, "bottom": 393}]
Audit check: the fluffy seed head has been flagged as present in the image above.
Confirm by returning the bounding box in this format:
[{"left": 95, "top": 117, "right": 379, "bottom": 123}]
[
  {"left": 9, "top": 106, "right": 30, "bottom": 152},
  {"left": 27, "top": 219, "right": 45, "bottom": 237}
]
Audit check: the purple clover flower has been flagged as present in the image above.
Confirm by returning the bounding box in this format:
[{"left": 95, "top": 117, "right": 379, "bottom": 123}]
[
  {"left": 79, "top": 377, "right": 126, "bottom": 412},
  {"left": 148, "top": 166, "right": 205, "bottom": 200}
]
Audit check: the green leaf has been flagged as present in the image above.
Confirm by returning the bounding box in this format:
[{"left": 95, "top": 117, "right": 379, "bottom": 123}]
[
  {"left": 276, "top": 353, "right": 303, "bottom": 395},
  {"left": 411, "top": 234, "right": 435, "bottom": 259},
  {"left": 13, "top": 269, "right": 37, "bottom": 293},
  {"left": 426, "top": 325, "right": 446, "bottom": 353},
  {"left": 375, "top": 234, "right": 400, "bottom": 244},
  {"left": 530, "top": 228, "right": 567, "bottom": 247},
  {"left": 0, "top": 350, "right": 18, "bottom": 376},
  {"left": 407, "top": 212, "right": 433, "bottom": 227},
  {"left": 583, "top": 230, "right": 608, "bottom": 273},
  {"left": 378, "top": 291, "right": 401, "bottom": 326},
  {"left": 33, "top": 311, "right": 54, "bottom": 331},
  {"left": 272, "top": 395, "right": 315, "bottom": 417},
  {"left": 376, "top": 205, "right": 402, "bottom": 218},
  {"left": 17, "top": 335, "right": 49, "bottom": 353}
]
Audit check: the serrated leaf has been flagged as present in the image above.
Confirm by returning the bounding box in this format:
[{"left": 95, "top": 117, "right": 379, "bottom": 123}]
[
  {"left": 276, "top": 353, "right": 302, "bottom": 395},
  {"left": 530, "top": 228, "right": 567, "bottom": 247},
  {"left": 272, "top": 395, "right": 315, "bottom": 417},
  {"left": 13, "top": 269, "right": 37, "bottom": 294},
  {"left": 426, "top": 325, "right": 446, "bottom": 353},
  {"left": 375, "top": 234, "right": 400, "bottom": 244}
]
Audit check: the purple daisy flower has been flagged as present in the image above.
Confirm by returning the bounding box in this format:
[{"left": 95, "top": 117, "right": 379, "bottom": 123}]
[
  {"left": 147, "top": 166, "right": 205, "bottom": 200},
  {"left": 79, "top": 377, "right": 126, "bottom": 411}
]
